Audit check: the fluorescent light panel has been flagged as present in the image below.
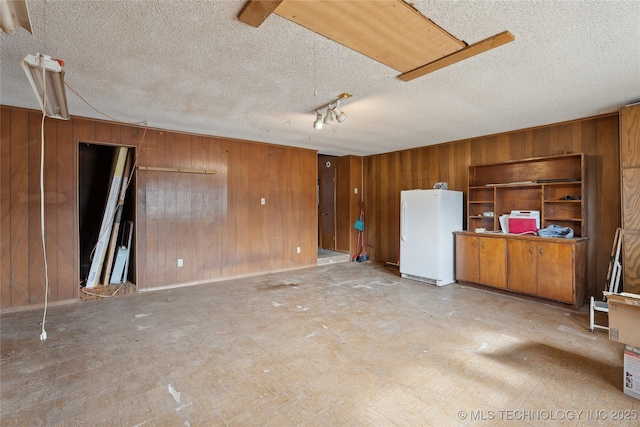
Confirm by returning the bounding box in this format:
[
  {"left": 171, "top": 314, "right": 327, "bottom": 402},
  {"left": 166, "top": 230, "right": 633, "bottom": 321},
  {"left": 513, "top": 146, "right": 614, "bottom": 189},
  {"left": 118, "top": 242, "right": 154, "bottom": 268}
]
[
  {"left": 0, "top": 0, "right": 33, "bottom": 34},
  {"left": 22, "top": 53, "right": 70, "bottom": 120}
]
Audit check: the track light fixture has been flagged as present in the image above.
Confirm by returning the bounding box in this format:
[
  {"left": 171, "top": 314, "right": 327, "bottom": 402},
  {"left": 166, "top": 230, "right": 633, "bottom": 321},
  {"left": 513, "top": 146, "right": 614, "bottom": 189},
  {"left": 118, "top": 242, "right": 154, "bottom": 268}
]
[{"left": 312, "top": 93, "right": 351, "bottom": 129}]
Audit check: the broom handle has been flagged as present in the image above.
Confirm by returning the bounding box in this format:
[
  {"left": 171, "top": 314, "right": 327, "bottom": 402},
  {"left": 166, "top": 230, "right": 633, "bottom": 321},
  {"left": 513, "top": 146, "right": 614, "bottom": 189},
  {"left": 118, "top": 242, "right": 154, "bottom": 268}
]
[{"left": 361, "top": 205, "right": 365, "bottom": 250}]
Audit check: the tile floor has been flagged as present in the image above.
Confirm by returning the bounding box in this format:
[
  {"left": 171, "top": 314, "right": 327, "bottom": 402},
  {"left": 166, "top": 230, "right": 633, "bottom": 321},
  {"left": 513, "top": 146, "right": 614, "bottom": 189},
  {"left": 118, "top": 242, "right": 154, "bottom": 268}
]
[{"left": 1, "top": 262, "right": 638, "bottom": 426}]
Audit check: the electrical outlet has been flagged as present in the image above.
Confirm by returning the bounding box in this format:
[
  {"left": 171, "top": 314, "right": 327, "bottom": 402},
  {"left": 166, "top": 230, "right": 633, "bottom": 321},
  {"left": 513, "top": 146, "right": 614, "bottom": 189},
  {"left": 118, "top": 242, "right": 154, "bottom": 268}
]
[
  {"left": 296, "top": 247, "right": 301, "bottom": 254},
  {"left": 261, "top": 198, "right": 266, "bottom": 205},
  {"left": 354, "top": 188, "right": 358, "bottom": 194},
  {"left": 177, "top": 259, "right": 183, "bottom": 267}
]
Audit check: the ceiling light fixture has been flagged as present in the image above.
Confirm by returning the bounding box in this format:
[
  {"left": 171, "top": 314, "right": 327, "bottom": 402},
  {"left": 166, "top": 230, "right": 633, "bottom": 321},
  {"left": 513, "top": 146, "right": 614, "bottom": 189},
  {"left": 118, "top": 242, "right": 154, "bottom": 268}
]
[
  {"left": 312, "top": 93, "right": 352, "bottom": 129},
  {"left": 323, "top": 107, "right": 334, "bottom": 125},
  {"left": 313, "top": 111, "right": 324, "bottom": 129},
  {"left": 334, "top": 100, "right": 347, "bottom": 123},
  {"left": 0, "top": 0, "right": 33, "bottom": 34},
  {"left": 22, "top": 53, "right": 70, "bottom": 120}
]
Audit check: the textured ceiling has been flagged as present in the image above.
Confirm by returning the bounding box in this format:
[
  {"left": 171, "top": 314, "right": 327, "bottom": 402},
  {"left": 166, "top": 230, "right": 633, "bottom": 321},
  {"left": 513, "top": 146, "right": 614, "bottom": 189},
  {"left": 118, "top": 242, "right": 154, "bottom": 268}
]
[{"left": 1, "top": 1, "right": 639, "bottom": 156}]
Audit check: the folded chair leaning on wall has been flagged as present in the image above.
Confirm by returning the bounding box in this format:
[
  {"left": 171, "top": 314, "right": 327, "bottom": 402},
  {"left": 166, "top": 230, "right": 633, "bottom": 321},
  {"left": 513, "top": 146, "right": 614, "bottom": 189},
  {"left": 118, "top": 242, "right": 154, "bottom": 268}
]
[{"left": 589, "top": 227, "right": 622, "bottom": 332}]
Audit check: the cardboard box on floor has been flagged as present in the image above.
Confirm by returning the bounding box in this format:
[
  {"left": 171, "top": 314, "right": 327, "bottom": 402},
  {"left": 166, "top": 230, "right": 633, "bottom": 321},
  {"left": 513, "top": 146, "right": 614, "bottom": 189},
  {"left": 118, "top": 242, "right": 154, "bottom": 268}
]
[
  {"left": 624, "top": 345, "right": 640, "bottom": 400},
  {"left": 608, "top": 293, "right": 640, "bottom": 348}
]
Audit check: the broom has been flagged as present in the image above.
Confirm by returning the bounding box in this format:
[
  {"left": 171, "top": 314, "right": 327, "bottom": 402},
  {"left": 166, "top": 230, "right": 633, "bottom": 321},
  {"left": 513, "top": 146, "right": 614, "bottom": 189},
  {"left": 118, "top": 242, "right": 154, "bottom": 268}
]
[
  {"left": 352, "top": 230, "right": 361, "bottom": 262},
  {"left": 352, "top": 205, "right": 364, "bottom": 261},
  {"left": 356, "top": 203, "right": 369, "bottom": 262}
]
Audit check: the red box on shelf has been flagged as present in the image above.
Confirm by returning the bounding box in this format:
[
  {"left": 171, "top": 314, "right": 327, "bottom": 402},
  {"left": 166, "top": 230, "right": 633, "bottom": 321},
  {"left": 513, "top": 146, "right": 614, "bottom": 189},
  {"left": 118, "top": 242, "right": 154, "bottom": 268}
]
[{"left": 508, "top": 211, "right": 540, "bottom": 234}]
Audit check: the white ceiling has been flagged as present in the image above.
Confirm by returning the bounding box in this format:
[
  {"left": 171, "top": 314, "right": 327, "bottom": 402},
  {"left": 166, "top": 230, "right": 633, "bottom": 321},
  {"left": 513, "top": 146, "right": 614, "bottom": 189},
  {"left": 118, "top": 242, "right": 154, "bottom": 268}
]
[{"left": 1, "top": 1, "right": 639, "bottom": 156}]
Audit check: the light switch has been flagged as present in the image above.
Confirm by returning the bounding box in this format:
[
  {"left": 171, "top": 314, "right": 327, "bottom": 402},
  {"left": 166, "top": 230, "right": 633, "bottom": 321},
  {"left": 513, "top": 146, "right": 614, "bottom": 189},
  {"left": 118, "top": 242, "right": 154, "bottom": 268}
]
[{"left": 261, "top": 198, "right": 266, "bottom": 205}]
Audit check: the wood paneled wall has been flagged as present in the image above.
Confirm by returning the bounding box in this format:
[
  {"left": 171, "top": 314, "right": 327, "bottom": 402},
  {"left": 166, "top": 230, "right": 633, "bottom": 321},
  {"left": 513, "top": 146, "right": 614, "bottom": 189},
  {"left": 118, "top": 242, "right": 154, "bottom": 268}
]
[
  {"left": 1, "top": 108, "right": 77, "bottom": 308},
  {"left": 1, "top": 106, "right": 317, "bottom": 310},
  {"left": 335, "top": 156, "right": 363, "bottom": 257},
  {"left": 363, "top": 114, "right": 620, "bottom": 299},
  {"left": 136, "top": 131, "right": 317, "bottom": 290}
]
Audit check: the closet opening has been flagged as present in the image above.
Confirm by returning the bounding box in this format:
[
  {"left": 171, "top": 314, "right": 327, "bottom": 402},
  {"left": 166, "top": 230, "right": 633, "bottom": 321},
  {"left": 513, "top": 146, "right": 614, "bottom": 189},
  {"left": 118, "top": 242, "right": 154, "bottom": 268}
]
[{"left": 78, "top": 143, "right": 136, "bottom": 299}]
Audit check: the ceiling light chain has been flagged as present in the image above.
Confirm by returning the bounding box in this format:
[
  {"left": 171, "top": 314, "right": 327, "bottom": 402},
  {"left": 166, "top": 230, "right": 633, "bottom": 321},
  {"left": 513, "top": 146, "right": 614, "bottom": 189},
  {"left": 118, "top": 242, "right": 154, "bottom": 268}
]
[{"left": 312, "top": 93, "right": 352, "bottom": 129}]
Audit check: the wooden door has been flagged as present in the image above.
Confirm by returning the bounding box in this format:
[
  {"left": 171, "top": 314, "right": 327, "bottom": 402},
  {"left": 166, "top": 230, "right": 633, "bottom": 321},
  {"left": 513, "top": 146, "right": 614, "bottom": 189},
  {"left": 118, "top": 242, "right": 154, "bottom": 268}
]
[
  {"left": 455, "top": 234, "right": 479, "bottom": 283},
  {"left": 318, "top": 165, "right": 336, "bottom": 250},
  {"left": 507, "top": 239, "right": 538, "bottom": 295},
  {"left": 537, "top": 242, "right": 574, "bottom": 303},
  {"left": 479, "top": 237, "right": 507, "bottom": 289}
]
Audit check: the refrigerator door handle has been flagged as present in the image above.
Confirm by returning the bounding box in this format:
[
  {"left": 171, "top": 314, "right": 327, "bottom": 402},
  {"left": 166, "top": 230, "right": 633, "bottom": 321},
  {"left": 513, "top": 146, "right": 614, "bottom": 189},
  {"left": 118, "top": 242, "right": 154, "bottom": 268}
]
[{"left": 401, "top": 202, "right": 407, "bottom": 241}]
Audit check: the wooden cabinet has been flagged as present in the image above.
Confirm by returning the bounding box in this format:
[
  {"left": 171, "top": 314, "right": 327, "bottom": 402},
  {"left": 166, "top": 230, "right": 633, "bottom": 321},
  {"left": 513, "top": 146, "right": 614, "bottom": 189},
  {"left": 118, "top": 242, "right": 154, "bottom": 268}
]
[
  {"left": 459, "top": 153, "right": 589, "bottom": 307},
  {"left": 536, "top": 241, "right": 576, "bottom": 303},
  {"left": 507, "top": 239, "right": 581, "bottom": 303},
  {"left": 455, "top": 234, "right": 506, "bottom": 289},
  {"left": 455, "top": 231, "right": 587, "bottom": 308},
  {"left": 467, "top": 154, "right": 586, "bottom": 237},
  {"left": 620, "top": 104, "right": 640, "bottom": 293}
]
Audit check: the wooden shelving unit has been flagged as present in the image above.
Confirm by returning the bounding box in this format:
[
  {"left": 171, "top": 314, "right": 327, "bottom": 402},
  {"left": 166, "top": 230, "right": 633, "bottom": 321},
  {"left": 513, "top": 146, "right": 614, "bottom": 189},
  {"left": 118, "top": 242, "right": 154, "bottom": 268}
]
[
  {"left": 467, "top": 153, "right": 585, "bottom": 237},
  {"left": 458, "top": 153, "right": 588, "bottom": 308}
]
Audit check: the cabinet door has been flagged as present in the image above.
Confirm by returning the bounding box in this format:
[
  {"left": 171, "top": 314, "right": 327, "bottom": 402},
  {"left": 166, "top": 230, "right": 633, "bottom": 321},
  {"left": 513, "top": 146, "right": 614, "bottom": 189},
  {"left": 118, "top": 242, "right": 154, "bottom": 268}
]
[
  {"left": 455, "top": 235, "right": 479, "bottom": 283},
  {"left": 507, "top": 240, "right": 537, "bottom": 295},
  {"left": 537, "top": 242, "right": 574, "bottom": 303},
  {"left": 623, "top": 231, "right": 640, "bottom": 294},
  {"left": 621, "top": 104, "right": 640, "bottom": 168},
  {"left": 479, "top": 237, "right": 507, "bottom": 289}
]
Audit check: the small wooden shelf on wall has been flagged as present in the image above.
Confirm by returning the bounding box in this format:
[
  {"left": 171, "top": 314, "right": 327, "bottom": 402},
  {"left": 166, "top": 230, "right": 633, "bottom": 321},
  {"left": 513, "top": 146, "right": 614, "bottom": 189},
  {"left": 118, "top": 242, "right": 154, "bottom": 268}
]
[
  {"left": 467, "top": 153, "right": 586, "bottom": 237},
  {"left": 137, "top": 166, "right": 217, "bottom": 175}
]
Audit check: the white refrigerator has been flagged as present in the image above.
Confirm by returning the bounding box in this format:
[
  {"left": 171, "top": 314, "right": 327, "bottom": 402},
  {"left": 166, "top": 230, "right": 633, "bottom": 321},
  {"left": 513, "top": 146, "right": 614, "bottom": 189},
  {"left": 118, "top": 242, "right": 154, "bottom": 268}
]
[{"left": 400, "top": 189, "right": 463, "bottom": 286}]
